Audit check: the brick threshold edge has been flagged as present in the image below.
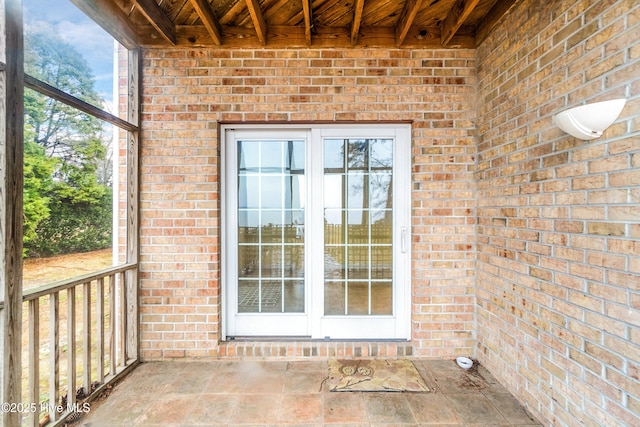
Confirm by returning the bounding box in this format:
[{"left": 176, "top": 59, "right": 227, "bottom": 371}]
[{"left": 218, "top": 340, "right": 415, "bottom": 359}]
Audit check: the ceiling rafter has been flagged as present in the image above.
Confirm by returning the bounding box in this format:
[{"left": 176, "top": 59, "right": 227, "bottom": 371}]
[
  {"left": 441, "top": 0, "right": 481, "bottom": 46},
  {"left": 189, "top": 0, "right": 223, "bottom": 45},
  {"left": 301, "top": 0, "right": 312, "bottom": 46},
  {"left": 245, "top": 0, "right": 267, "bottom": 45},
  {"left": 395, "top": 0, "right": 422, "bottom": 47},
  {"left": 132, "top": 0, "right": 177, "bottom": 45},
  {"left": 76, "top": 0, "right": 523, "bottom": 49},
  {"left": 70, "top": 0, "right": 139, "bottom": 49},
  {"left": 350, "top": 0, "right": 365, "bottom": 46}
]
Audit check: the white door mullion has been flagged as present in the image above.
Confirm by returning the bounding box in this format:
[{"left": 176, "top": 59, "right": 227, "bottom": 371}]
[{"left": 309, "top": 128, "right": 324, "bottom": 338}]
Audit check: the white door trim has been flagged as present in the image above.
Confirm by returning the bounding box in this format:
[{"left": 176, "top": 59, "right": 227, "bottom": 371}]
[{"left": 221, "top": 124, "right": 411, "bottom": 340}]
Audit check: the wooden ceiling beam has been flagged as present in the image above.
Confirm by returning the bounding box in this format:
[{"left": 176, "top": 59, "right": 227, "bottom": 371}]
[
  {"left": 475, "top": 0, "right": 520, "bottom": 46},
  {"left": 189, "top": 0, "right": 223, "bottom": 45},
  {"left": 395, "top": 0, "right": 422, "bottom": 47},
  {"left": 245, "top": 0, "right": 267, "bottom": 45},
  {"left": 440, "top": 0, "right": 481, "bottom": 46},
  {"left": 350, "top": 0, "right": 365, "bottom": 46},
  {"left": 136, "top": 24, "right": 476, "bottom": 49},
  {"left": 70, "top": 0, "right": 140, "bottom": 49},
  {"left": 301, "top": 0, "right": 312, "bottom": 46},
  {"left": 132, "top": 0, "right": 177, "bottom": 45}
]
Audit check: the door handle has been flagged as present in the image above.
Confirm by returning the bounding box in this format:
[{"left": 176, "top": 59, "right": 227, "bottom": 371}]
[{"left": 401, "top": 226, "right": 407, "bottom": 253}]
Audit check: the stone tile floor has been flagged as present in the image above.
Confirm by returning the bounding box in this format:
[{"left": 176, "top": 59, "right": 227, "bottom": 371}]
[{"left": 75, "top": 359, "right": 543, "bottom": 426}]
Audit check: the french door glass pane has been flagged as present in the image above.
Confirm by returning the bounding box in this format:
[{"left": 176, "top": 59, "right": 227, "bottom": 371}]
[
  {"left": 237, "top": 139, "right": 305, "bottom": 313},
  {"left": 323, "top": 139, "right": 393, "bottom": 316}
]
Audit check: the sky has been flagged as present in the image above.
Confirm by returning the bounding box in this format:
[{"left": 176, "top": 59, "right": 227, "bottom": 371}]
[{"left": 23, "top": 0, "right": 116, "bottom": 101}]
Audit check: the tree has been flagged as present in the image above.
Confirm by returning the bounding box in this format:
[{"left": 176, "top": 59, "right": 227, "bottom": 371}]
[
  {"left": 23, "top": 140, "right": 57, "bottom": 251},
  {"left": 23, "top": 28, "right": 113, "bottom": 257}
]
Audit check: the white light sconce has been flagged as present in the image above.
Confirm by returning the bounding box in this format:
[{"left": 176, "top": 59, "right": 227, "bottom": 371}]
[{"left": 553, "top": 98, "right": 626, "bottom": 140}]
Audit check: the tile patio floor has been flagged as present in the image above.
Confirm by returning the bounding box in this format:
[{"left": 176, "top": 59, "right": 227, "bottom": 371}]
[{"left": 76, "top": 359, "right": 543, "bottom": 426}]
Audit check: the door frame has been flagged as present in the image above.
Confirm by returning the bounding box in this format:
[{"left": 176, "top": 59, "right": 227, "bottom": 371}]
[
  {"left": 221, "top": 123, "right": 412, "bottom": 340},
  {"left": 222, "top": 127, "right": 311, "bottom": 338}
]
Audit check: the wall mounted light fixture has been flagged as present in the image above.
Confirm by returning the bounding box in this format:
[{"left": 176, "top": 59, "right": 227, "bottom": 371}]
[{"left": 553, "top": 98, "right": 626, "bottom": 140}]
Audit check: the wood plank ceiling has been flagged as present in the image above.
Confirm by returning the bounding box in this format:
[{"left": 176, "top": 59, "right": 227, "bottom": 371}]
[{"left": 72, "top": 0, "right": 521, "bottom": 50}]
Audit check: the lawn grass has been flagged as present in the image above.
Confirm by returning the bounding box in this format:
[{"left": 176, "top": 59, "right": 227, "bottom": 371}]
[{"left": 23, "top": 248, "right": 113, "bottom": 289}]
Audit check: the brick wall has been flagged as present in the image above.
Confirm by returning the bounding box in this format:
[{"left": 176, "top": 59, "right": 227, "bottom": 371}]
[
  {"left": 139, "top": 48, "right": 477, "bottom": 359},
  {"left": 476, "top": 0, "right": 640, "bottom": 426}
]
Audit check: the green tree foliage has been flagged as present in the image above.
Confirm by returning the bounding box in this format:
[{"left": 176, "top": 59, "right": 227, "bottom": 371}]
[
  {"left": 23, "top": 28, "right": 112, "bottom": 257},
  {"left": 28, "top": 187, "right": 113, "bottom": 256},
  {"left": 23, "top": 141, "right": 56, "bottom": 249}
]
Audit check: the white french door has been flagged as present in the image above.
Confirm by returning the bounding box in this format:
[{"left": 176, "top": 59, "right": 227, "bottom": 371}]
[{"left": 222, "top": 124, "right": 411, "bottom": 340}]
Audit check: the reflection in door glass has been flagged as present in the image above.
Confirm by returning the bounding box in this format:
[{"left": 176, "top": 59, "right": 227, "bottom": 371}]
[
  {"left": 323, "top": 139, "right": 393, "bottom": 316},
  {"left": 237, "top": 140, "right": 305, "bottom": 313}
]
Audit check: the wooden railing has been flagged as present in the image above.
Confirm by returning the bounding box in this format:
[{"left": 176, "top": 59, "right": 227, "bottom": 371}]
[{"left": 21, "top": 263, "right": 138, "bottom": 427}]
